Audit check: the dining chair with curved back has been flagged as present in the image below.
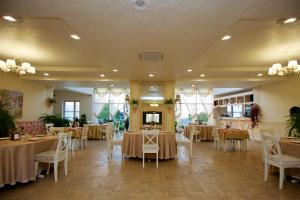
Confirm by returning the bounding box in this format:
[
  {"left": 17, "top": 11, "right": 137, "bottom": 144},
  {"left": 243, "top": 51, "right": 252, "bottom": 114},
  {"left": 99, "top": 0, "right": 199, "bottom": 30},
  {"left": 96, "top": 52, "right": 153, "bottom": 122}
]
[
  {"left": 34, "top": 132, "right": 71, "bottom": 182},
  {"left": 261, "top": 133, "right": 300, "bottom": 189},
  {"left": 212, "top": 126, "right": 221, "bottom": 150}
]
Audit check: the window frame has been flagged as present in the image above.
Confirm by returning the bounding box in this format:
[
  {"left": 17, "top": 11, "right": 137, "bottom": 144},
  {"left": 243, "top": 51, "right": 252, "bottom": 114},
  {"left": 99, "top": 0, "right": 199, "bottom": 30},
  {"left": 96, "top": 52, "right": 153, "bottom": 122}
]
[{"left": 63, "top": 100, "right": 80, "bottom": 121}]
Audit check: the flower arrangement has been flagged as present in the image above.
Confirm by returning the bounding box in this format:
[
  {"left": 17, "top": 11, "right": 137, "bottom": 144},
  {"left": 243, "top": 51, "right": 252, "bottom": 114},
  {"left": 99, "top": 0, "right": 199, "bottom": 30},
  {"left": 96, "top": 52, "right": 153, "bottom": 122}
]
[{"left": 164, "top": 98, "right": 174, "bottom": 108}]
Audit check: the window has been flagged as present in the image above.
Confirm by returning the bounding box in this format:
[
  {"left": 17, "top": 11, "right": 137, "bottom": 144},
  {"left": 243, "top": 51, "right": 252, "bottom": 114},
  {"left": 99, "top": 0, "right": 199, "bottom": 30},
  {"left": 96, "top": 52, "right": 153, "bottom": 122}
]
[
  {"left": 64, "top": 101, "right": 80, "bottom": 121},
  {"left": 175, "top": 88, "right": 213, "bottom": 126}
]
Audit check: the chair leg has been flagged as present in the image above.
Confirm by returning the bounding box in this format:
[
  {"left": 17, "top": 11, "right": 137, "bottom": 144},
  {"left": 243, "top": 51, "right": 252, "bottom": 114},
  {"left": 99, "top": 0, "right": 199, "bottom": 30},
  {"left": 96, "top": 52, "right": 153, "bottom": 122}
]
[
  {"left": 279, "top": 167, "right": 284, "bottom": 189},
  {"left": 85, "top": 139, "right": 87, "bottom": 148},
  {"left": 81, "top": 138, "right": 84, "bottom": 150},
  {"left": 34, "top": 161, "right": 39, "bottom": 181},
  {"left": 47, "top": 163, "right": 51, "bottom": 175},
  {"left": 156, "top": 153, "right": 158, "bottom": 168},
  {"left": 264, "top": 162, "right": 269, "bottom": 181},
  {"left": 64, "top": 159, "right": 68, "bottom": 176},
  {"left": 190, "top": 142, "right": 192, "bottom": 159},
  {"left": 54, "top": 162, "right": 58, "bottom": 182},
  {"left": 143, "top": 153, "right": 145, "bottom": 168}
]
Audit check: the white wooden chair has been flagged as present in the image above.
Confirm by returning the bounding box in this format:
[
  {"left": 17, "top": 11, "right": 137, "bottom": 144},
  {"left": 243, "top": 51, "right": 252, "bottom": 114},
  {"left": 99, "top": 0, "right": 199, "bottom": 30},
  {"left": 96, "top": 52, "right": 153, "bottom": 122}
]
[
  {"left": 142, "top": 130, "right": 159, "bottom": 168},
  {"left": 213, "top": 127, "right": 221, "bottom": 150},
  {"left": 34, "top": 132, "right": 71, "bottom": 182},
  {"left": 176, "top": 131, "right": 194, "bottom": 159},
  {"left": 75, "top": 122, "right": 80, "bottom": 128},
  {"left": 81, "top": 125, "right": 88, "bottom": 149},
  {"left": 190, "top": 125, "right": 200, "bottom": 142},
  {"left": 106, "top": 126, "right": 123, "bottom": 160},
  {"left": 261, "top": 133, "right": 300, "bottom": 189},
  {"left": 51, "top": 127, "right": 65, "bottom": 136},
  {"left": 45, "top": 123, "right": 54, "bottom": 135}
]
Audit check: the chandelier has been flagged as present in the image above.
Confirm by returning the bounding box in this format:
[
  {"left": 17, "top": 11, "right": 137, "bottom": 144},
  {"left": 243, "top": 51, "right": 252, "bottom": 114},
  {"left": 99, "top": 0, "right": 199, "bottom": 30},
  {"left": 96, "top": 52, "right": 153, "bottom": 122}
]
[
  {"left": 0, "top": 59, "right": 36, "bottom": 75},
  {"left": 268, "top": 60, "right": 300, "bottom": 76}
]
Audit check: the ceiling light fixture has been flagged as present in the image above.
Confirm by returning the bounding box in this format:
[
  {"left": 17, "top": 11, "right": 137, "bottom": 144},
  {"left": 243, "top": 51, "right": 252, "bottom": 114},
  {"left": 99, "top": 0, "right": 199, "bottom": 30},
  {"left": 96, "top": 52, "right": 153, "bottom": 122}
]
[
  {"left": 150, "top": 103, "right": 158, "bottom": 107},
  {"left": 110, "top": 84, "right": 115, "bottom": 87},
  {"left": 0, "top": 59, "right": 36, "bottom": 75},
  {"left": 187, "top": 69, "right": 192, "bottom": 72},
  {"left": 268, "top": 59, "right": 300, "bottom": 76},
  {"left": 43, "top": 73, "right": 49, "bottom": 76},
  {"left": 148, "top": 74, "right": 155, "bottom": 77},
  {"left": 200, "top": 74, "right": 205, "bottom": 77},
  {"left": 100, "top": 74, "right": 105, "bottom": 77},
  {"left": 191, "top": 84, "right": 196, "bottom": 87},
  {"left": 222, "top": 35, "right": 231, "bottom": 41},
  {"left": 112, "top": 69, "right": 118, "bottom": 72},
  {"left": 130, "top": 0, "right": 151, "bottom": 11},
  {"left": 2, "top": 16, "right": 17, "bottom": 22},
  {"left": 70, "top": 34, "right": 80, "bottom": 40},
  {"left": 257, "top": 73, "right": 263, "bottom": 77},
  {"left": 283, "top": 17, "right": 297, "bottom": 24}
]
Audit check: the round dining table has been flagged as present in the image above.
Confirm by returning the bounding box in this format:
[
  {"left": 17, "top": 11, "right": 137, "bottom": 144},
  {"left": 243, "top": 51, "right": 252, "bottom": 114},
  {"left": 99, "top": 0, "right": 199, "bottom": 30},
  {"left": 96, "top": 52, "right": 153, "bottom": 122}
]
[
  {"left": 122, "top": 131, "right": 177, "bottom": 159},
  {"left": 0, "top": 136, "right": 57, "bottom": 187},
  {"left": 184, "top": 125, "right": 215, "bottom": 141}
]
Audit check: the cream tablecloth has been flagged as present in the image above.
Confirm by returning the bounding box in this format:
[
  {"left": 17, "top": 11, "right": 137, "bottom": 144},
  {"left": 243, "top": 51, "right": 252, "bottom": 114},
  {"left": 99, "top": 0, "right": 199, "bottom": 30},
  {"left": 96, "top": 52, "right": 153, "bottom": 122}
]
[
  {"left": 122, "top": 132, "right": 176, "bottom": 159},
  {"left": 87, "top": 124, "right": 109, "bottom": 139},
  {"left": 184, "top": 125, "right": 215, "bottom": 141},
  {"left": 218, "top": 128, "right": 249, "bottom": 140},
  {"left": 273, "top": 139, "right": 300, "bottom": 177},
  {"left": 0, "top": 136, "right": 57, "bottom": 187}
]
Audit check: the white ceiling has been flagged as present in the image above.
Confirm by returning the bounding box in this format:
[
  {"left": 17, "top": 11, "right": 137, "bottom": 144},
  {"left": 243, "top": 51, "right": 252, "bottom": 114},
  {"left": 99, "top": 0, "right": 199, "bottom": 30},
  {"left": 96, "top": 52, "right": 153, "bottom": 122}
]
[{"left": 0, "top": 0, "right": 299, "bottom": 88}]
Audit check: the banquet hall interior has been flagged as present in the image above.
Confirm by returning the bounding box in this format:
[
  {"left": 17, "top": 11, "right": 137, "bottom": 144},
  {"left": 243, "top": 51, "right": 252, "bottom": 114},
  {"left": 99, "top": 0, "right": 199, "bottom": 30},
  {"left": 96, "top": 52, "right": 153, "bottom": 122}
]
[{"left": 0, "top": 0, "right": 300, "bottom": 199}]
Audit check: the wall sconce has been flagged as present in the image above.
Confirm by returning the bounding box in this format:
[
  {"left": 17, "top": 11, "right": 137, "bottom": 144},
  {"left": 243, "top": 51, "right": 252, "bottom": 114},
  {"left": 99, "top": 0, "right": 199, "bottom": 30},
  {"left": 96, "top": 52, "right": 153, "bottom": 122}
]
[{"left": 150, "top": 103, "right": 158, "bottom": 107}]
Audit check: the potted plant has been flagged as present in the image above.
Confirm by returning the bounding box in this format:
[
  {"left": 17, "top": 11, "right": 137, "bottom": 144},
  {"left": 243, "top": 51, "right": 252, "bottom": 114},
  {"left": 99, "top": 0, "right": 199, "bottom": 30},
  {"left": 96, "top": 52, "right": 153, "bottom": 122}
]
[
  {"left": 47, "top": 97, "right": 56, "bottom": 107},
  {"left": 164, "top": 98, "right": 174, "bottom": 108},
  {"left": 0, "top": 90, "right": 15, "bottom": 137},
  {"left": 287, "top": 106, "right": 300, "bottom": 138},
  {"left": 39, "top": 113, "right": 70, "bottom": 127},
  {"left": 130, "top": 99, "right": 139, "bottom": 109}
]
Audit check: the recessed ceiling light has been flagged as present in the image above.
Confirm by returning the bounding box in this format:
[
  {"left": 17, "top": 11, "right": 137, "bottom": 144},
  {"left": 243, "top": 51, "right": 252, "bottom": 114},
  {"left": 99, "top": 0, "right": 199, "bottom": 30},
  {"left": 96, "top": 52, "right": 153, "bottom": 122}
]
[
  {"left": 43, "top": 73, "right": 49, "bottom": 76},
  {"left": 191, "top": 84, "right": 196, "bottom": 87},
  {"left": 187, "top": 69, "right": 192, "bottom": 72},
  {"left": 2, "top": 16, "right": 17, "bottom": 22},
  {"left": 110, "top": 84, "right": 114, "bottom": 87},
  {"left": 257, "top": 73, "right": 263, "bottom": 77},
  {"left": 284, "top": 17, "right": 297, "bottom": 24},
  {"left": 222, "top": 35, "right": 231, "bottom": 41},
  {"left": 200, "top": 74, "right": 205, "bottom": 77},
  {"left": 70, "top": 34, "right": 80, "bottom": 40},
  {"left": 150, "top": 86, "right": 154, "bottom": 89},
  {"left": 148, "top": 74, "right": 155, "bottom": 77},
  {"left": 112, "top": 69, "right": 118, "bottom": 72},
  {"left": 100, "top": 74, "right": 105, "bottom": 77}
]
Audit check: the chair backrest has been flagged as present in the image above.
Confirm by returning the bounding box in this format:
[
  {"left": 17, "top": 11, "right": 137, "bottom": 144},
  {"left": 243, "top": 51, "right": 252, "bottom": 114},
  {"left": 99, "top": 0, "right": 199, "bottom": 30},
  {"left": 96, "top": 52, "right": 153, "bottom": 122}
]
[
  {"left": 260, "top": 128, "right": 275, "bottom": 135},
  {"left": 212, "top": 126, "right": 219, "bottom": 140},
  {"left": 55, "top": 132, "right": 71, "bottom": 159},
  {"left": 191, "top": 125, "right": 197, "bottom": 132},
  {"left": 142, "top": 130, "right": 159, "bottom": 147},
  {"left": 51, "top": 127, "right": 65, "bottom": 136},
  {"left": 45, "top": 123, "right": 54, "bottom": 135},
  {"left": 75, "top": 122, "right": 80, "bottom": 128},
  {"left": 261, "top": 133, "right": 282, "bottom": 161},
  {"left": 106, "top": 125, "right": 113, "bottom": 141},
  {"left": 82, "top": 125, "right": 89, "bottom": 138}
]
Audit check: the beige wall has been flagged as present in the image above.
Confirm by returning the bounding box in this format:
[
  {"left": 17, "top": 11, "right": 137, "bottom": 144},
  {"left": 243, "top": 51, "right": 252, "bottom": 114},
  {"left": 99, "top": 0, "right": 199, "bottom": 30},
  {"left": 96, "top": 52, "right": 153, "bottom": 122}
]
[
  {"left": 0, "top": 73, "right": 53, "bottom": 121},
  {"left": 53, "top": 90, "right": 93, "bottom": 121},
  {"left": 252, "top": 75, "right": 300, "bottom": 139}
]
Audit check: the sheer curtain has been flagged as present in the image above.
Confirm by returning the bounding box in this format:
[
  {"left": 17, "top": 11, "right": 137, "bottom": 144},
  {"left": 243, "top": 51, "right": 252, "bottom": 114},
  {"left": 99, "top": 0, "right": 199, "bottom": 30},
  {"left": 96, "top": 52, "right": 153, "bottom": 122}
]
[{"left": 175, "top": 88, "right": 213, "bottom": 125}]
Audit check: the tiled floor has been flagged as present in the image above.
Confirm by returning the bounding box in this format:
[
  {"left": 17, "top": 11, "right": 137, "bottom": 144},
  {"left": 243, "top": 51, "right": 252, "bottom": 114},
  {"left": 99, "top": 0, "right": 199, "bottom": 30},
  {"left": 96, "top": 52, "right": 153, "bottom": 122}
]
[{"left": 1, "top": 140, "right": 300, "bottom": 200}]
